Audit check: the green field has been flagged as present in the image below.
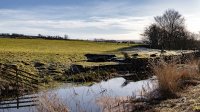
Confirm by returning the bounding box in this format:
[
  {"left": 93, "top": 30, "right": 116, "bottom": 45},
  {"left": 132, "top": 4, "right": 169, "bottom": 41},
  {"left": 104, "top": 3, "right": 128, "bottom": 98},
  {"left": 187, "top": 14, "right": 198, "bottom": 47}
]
[{"left": 0, "top": 38, "right": 132, "bottom": 63}]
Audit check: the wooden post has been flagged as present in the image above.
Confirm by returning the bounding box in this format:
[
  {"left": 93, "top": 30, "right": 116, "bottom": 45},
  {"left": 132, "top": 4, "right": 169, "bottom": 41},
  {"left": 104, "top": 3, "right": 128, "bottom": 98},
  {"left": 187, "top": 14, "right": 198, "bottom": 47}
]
[{"left": 13, "top": 65, "right": 19, "bottom": 109}]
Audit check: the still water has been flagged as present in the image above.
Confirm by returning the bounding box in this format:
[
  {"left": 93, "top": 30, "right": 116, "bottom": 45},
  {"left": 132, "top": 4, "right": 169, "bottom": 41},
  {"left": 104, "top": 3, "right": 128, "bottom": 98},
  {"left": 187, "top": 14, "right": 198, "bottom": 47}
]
[{"left": 0, "top": 77, "right": 157, "bottom": 112}]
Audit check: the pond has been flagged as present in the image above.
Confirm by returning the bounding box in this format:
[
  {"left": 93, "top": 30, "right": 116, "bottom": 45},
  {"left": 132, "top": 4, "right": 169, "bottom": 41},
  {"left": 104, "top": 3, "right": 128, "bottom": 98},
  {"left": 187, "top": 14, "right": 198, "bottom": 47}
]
[{"left": 0, "top": 77, "right": 157, "bottom": 112}]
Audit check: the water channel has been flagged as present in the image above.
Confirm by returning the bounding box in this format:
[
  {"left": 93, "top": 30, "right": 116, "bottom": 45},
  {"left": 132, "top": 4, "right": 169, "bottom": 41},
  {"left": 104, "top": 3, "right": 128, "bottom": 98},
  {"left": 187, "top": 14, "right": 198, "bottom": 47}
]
[{"left": 0, "top": 77, "right": 157, "bottom": 112}]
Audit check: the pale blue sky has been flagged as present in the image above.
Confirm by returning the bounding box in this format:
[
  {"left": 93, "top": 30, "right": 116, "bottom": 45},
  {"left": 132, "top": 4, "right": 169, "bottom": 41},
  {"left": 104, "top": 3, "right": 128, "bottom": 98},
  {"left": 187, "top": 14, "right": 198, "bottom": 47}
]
[{"left": 0, "top": 0, "right": 199, "bottom": 40}]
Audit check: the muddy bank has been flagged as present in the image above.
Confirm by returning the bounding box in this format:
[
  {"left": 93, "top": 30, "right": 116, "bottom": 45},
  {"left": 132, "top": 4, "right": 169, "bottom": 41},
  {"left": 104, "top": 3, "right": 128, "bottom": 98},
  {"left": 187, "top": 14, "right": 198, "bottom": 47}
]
[
  {"left": 0, "top": 51, "right": 199, "bottom": 84},
  {"left": 0, "top": 51, "right": 199, "bottom": 98},
  {"left": 68, "top": 51, "right": 199, "bottom": 80}
]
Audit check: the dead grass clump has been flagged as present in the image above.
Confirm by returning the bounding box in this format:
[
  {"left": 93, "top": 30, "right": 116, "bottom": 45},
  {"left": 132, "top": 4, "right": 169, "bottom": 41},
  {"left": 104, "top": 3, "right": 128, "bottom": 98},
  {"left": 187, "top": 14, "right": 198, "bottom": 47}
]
[
  {"left": 37, "top": 92, "right": 69, "bottom": 112},
  {"left": 152, "top": 60, "right": 199, "bottom": 97},
  {"left": 122, "top": 52, "right": 131, "bottom": 60},
  {"left": 96, "top": 96, "right": 133, "bottom": 112}
]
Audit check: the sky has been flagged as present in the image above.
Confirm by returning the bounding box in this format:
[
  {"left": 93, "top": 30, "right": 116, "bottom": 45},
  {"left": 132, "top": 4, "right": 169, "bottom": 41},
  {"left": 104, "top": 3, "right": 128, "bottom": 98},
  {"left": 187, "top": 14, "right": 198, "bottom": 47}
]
[{"left": 0, "top": 0, "right": 199, "bottom": 40}]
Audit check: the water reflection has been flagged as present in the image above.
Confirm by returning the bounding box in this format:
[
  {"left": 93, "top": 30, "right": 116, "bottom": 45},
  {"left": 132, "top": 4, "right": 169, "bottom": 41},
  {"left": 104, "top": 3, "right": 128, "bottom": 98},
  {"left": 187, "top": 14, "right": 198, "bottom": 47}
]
[
  {"left": 49, "top": 77, "right": 156, "bottom": 112},
  {"left": 0, "top": 77, "right": 157, "bottom": 112}
]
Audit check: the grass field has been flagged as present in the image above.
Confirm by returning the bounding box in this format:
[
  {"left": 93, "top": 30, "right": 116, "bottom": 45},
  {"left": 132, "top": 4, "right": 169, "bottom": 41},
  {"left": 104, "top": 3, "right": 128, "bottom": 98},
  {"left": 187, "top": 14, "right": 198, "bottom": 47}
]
[{"left": 0, "top": 38, "right": 132, "bottom": 63}]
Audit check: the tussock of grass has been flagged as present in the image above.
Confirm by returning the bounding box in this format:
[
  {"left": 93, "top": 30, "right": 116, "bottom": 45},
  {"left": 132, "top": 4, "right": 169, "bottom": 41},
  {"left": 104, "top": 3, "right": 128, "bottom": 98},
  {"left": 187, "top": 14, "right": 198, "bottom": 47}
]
[
  {"left": 152, "top": 59, "right": 200, "bottom": 97},
  {"left": 122, "top": 52, "right": 131, "bottom": 60}
]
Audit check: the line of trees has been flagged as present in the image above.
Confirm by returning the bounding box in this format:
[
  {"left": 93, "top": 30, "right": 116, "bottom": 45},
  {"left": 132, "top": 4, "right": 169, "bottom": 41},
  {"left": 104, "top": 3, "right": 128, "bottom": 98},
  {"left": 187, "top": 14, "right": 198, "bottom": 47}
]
[
  {"left": 93, "top": 38, "right": 136, "bottom": 44},
  {"left": 142, "top": 9, "right": 199, "bottom": 50},
  {"left": 0, "top": 33, "right": 139, "bottom": 44},
  {"left": 0, "top": 33, "right": 69, "bottom": 40}
]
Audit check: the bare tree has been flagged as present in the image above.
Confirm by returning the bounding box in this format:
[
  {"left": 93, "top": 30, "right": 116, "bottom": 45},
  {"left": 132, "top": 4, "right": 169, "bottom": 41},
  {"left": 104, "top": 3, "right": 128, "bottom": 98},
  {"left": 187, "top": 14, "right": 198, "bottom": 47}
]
[
  {"left": 142, "top": 24, "right": 163, "bottom": 48},
  {"left": 155, "top": 9, "right": 185, "bottom": 31},
  {"left": 154, "top": 9, "right": 185, "bottom": 49},
  {"left": 143, "top": 9, "right": 198, "bottom": 50}
]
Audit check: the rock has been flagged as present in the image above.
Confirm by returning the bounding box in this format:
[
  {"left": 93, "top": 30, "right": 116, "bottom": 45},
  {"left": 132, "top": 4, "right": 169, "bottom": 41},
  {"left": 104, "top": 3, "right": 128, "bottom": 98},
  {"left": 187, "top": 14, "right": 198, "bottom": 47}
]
[
  {"left": 161, "top": 49, "right": 167, "bottom": 53},
  {"left": 132, "top": 53, "right": 139, "bottom": 58},
  {"left": 150, "top": 54, "right": 157, "bottom": 57},
  {"left": 85, "top": 54, "right": 116, "bottom": 62},
  {"left": 34, "top": 62, "right": 45, "bottom": 67}
]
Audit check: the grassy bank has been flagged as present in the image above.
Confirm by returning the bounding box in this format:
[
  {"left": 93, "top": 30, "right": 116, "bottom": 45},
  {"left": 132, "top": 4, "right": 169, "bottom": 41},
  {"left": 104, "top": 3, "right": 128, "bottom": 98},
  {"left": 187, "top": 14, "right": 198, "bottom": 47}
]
[{"left": 0, "top": 38, "right": 134, "bottom": 93}]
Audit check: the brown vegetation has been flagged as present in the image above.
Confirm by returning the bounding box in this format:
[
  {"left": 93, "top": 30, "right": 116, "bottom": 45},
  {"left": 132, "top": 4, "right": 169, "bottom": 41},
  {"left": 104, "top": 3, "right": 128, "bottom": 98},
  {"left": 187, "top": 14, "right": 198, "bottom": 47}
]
[
  {"left": 152, "top": 59, "right": 200, "bottom": 97},
  {"left": 36, "top": 93, "right": 69, "bottom": 112}
]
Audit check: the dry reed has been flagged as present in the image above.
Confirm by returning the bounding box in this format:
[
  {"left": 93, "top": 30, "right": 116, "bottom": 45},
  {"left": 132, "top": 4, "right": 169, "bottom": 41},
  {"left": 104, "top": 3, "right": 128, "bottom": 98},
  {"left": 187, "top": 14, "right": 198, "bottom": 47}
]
[
  {"left": 36, "top": 92, "right": 69, "bottom": 112},
  {"left": 152, "top": 59, "right": 200, "bottom": 97}
]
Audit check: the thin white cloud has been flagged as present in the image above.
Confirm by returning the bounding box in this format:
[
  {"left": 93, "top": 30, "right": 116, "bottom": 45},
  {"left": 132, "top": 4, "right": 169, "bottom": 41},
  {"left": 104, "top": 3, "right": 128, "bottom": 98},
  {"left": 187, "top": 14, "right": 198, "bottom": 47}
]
[
  {"left": 0, "top": 16, "right": 152, "bottom": 37},
  {"left": 0, "top": 0, "right": 199, "bottom": 40}
]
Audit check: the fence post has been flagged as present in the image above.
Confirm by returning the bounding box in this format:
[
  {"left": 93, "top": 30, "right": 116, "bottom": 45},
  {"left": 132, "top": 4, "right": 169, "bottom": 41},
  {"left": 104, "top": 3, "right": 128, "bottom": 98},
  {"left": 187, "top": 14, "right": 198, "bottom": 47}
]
[{"left": 12, "top": 64, "right": 19, "bottom": 109}]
